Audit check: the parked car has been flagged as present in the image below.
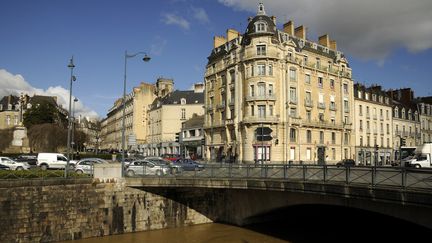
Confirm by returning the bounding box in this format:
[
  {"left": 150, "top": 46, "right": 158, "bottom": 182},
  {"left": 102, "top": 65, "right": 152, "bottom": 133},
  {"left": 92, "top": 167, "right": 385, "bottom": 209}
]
[
  {"left": 74, "top": 158, "right": 109, "bottom": 175},
  {"left": 161, "top": 154, "right": 181, "bottom": 162},
  {"left": 336, "top": 159, "right": 356, "bottom": 167},
  {"left": 0, "top": 163, "right": 10, "bottom": 170},
  {"left": 13, "top": 154, "right": 37, "bottom": 166},
  {"left": 37, "top": 153, "right": 77, "bottom": 170},
  {"left": 173, "top": 158, "right": 205, "bottom": 171},
  {"left": 145, "top": 156, "right": 183, "bottom": 174},
  {"left": 125, "top": 159, "right": 170, "bottom": 177},
  {"left": 0, "top": 157, "right": 30, "bottom": 170}
]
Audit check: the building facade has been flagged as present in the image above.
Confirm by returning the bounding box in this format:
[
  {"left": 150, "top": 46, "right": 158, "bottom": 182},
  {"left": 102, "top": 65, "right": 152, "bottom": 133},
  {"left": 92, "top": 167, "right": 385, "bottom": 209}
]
[
  {"left": 416, "top": 97, "right": 432, "bottom": 144},
  {"left": 387, "top": 88, "right": 421, "bottom": 160},
  {"left": 143, "top": 83, "right": 204, "bottom": 156},
  {"left": 180, "top": 114, "right": 205, "bottom": 160},
  {"left": 354, "top": 84, "right": 393, "bottom": 165},
  {"left": 100, "top": 82, "right": 156, "bottom": 152},
  {"left": 204, "top": 3, "right": 355, "bottom": 164},
  {"left": 0, "top": 95, "right": 20, "bottom": 129}
]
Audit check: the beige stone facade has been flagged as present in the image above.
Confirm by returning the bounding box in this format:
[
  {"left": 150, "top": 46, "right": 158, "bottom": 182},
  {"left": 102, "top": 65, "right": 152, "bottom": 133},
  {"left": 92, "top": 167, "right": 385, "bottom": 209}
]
[
  {"left": 354, "top": 84, "right": 393, "bottom": 165},
  {"left": 100, "top": 82, "right": 156, "bottom": 151},
  {"left": 204, "top": 3, "right": 354, "bottom": 164},
  {"left": 417, "top": 99, "right": 432, "bottom": 143},
  {"left": 143, "top": 83, "right": 204, "bottom": 156}
]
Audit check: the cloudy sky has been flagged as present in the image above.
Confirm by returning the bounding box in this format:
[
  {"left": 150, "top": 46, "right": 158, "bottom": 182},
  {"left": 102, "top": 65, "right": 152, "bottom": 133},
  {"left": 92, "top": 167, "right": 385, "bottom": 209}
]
[{"left": 1, "top": 0, "right": 431, "bottom": 118}]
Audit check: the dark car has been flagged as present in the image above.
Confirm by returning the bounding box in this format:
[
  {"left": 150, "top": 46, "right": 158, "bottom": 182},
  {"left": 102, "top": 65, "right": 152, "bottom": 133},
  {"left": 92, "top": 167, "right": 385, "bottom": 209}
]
[
  {"left": 14, "top": 154, "right": 37, "bottom": 166},
  {"left": 336, "top": 159, "right": 356, "bottom": 167},
  {"left": 173, "top": 158, "right": 204, "bottom": 171}
]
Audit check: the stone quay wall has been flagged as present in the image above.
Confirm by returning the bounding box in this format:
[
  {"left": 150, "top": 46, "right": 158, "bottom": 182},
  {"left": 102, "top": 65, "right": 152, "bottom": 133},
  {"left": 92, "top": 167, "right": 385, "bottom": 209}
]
[{"left": 0, "top": 179, "right": 211, "bottom": 242}]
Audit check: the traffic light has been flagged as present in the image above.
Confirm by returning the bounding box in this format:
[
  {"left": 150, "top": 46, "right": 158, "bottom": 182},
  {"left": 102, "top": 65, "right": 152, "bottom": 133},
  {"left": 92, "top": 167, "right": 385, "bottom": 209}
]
[
  {"left": 400, "top": 137, "right": 406, "bottom": 146},
  {"left": 175, "top": 132, "right": 180, "bottom": 143}
]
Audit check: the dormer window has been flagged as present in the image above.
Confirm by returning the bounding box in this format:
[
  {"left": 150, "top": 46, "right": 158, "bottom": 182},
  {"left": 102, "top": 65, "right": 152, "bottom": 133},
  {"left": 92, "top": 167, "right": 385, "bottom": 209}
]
[
  {"left": 394, "top": 107, "right": 399, "bottom": 117},
  {"left": 8, "top": 104, "right": 12, "bottom": 110},
  {"left": 181, "top": 98, "right": 186, "bottom": 105},
  {"left": 255, "top": 21, "right": 267, "bottom": 32},
  {"left": 402, "top": 108, "right": 405, "bottom": 119}
]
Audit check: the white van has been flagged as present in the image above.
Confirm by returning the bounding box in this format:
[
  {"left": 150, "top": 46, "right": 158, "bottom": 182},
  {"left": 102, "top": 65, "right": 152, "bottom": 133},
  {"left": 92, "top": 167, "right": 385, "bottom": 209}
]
[
  {"left": 406, "top": 143, "right": 432, "bottom": 168},
  {"left": 37, "top": 153, "right": 77, "bottom": 170}
]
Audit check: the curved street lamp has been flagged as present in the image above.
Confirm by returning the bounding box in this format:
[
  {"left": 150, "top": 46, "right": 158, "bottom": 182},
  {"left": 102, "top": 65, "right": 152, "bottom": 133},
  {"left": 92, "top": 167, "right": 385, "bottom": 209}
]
[
  {"left": 66, "top": 57, "right": 76, "bottom": 178},
  {"left": 122, "top": 51, "right": 151, "bottom": 177}
]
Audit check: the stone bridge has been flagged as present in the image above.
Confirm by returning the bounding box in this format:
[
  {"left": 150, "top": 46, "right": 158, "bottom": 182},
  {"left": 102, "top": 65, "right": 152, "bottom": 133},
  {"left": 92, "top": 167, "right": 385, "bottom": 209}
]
[{"left": 124, "top": 165, "right": 432, "bottom": 229}]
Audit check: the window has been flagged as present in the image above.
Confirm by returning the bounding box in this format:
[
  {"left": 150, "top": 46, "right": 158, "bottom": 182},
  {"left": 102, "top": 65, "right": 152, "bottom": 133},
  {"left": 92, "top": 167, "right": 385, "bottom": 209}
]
[
  {"left": 360, "top": 136, "right": 363, "bottom": 146},
  {"left": 290, "top": 68, "right": 297, "bottom": 81},
  {"left": 306, "top": 148, "right": 312, "bottom": 160},
  {"left": 290, "top": 108, "right": 297, "bottom": 117},
  {"left": 330, "top": 79, "right": 334, "bottom": 89},
  {"left": 257, "top": 64, "right": 266, "bottom": 75},
  {"left": 268, "top": 64, "right": 273, "bottom": 76},
  {"left": 269, "top": 105, "right": 274, "bottom": 116},
  {"left": 367, "top": 136, "right": 370, "bottom": 146},
  {"left": 307, "top": 130, "right": 312, "bottom": 143},
  {"left": 255, "top": 145, "right": 270, "bottom": 162},
  {"left": 305, "top": 74, "right": 311, "bottom": 84},
  {"left": 306, "top": 111, "right": 311, "bottom": 121},
  {"left": 257, "top": 45, "right": 266, "bottom": 55},
  {"left": 359, "top": 120, "right": 363, "bottom": 131},
  {"left": 6, "top": 115, "right": 10, "bottom": 125},
  {"left": 318, "top": 77, "right": 323, "bottom": 88},
  {"left": 320, "top": 131, "right": 324, "bottom": 144},
  {"left": 319, "top": 113, "right": 324, "bottom": 121},
  {"left": 303, "top": 55, "right": 308, "bottom": 64},
  {"left": 344, "top": 133, "right": 349, "bottom": 145},
  {"left": 343, "top": 83, "right": 348, "bottom": 93},
  {"left": 221, "top": 110, "right": 225, "bottom": 120},
  {"left": 316, "top": 58, "right": 321, "bottom": 68},
  {"left": 394, "top": 107, "right": 399, "bottom": 117},
  {"left": 181, "top": 108, "right": 186, "bottom": 119},
  {"left": 250, "top": 85, "right": 255, "bottom": 96},
  {"left": 386, "top": 124, "right": 390, "bottom": 134},
  {"left": 290, "top": 128, "right": 296, "bottom": 142},
  {"left": 258, "top": 105, "right": 266, "bottom": 118},
  {"left": 305, "top": 92, "right": 312, "bottom": 106},
  {"left": 268, "top": 84, "right": 274, "bottom": 96},
  {"left": 290, "top": 87, "right": 297, "bottom": 103},
  {"left": 14, "top": 115, "right": 18, "bottom": 125},
  {"left": 332, "top": 132, "right": 336, "bottom": 144},
  {"left": 251, "top": 105, "right": 254, "bottom": 116},
  {"left": 180, "top": 98, "right": 186, "bottom": 105},
  {"left": 386, "top": 110, "right": 389, "bottom": 120},
  {"left": 344, "top": 100, "right": 349, "bottom": 111},
  {"left": 255, "top": 22, "right": 267, "bottom": 32},
  {"left": 258, "top": 82, "right": 265, "bottom": 96},
  {"left": 359, "top": 105, "right": 363, "bottom": 116},
  {"left": 332, "top": 148, "right": 336, "bottom": 160}
]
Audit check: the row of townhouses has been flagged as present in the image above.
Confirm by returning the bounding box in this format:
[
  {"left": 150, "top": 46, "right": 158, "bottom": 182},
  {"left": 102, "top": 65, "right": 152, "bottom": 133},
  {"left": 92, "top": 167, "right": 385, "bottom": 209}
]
[{"left": 97, "top": 3, "right": 432, "bottom": 165}]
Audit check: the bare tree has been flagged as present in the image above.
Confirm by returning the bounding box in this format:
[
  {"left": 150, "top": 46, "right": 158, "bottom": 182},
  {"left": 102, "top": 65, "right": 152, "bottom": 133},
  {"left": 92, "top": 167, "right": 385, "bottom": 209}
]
[{"left": 27, "top": 123, "right": 67, "bottom": 152}]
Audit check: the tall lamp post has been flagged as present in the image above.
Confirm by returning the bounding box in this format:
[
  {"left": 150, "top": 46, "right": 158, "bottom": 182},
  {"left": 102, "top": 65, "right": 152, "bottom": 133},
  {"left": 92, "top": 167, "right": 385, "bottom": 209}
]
[
  {"left": 66, "top": 57, "right": 76, "bottom": 178},
  {"left": 122, "top": 50, "right": 151, "bottom": 177},
  {"left": 71, "top": 98, "right": 78, "bottom": 158}
]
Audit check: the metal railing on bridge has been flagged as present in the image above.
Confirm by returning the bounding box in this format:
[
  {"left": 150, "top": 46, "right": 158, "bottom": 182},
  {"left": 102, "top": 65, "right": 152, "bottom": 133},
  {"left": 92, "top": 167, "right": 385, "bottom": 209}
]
[{"left": 126, "top": 164, "right": 432, "bottom": 191}]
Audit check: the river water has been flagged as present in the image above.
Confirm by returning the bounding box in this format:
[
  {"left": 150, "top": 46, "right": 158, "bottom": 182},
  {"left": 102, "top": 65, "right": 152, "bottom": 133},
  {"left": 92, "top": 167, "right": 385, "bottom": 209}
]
[{"left": 60, "top": 205, "right": 432, "bottom": 243}]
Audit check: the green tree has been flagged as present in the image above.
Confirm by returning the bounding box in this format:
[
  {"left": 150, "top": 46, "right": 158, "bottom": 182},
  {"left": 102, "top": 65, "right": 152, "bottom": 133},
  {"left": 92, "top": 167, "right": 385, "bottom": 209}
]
[
  {"left": 23, "top": 101, "right": 67, "bottom": 128},
  {"left": 27, "top": 123, "right": 67, "bottom": 152}
]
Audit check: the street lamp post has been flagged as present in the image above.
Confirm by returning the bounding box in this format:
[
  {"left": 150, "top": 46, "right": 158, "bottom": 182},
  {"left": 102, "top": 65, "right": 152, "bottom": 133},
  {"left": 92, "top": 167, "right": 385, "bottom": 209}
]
[
  {"left": 66, "top": 57, "right": 76, "bottom": 178},
  {"left": 121, "top": 51, "right": 151, "bottom": 177},
  {"left": 71, "top": 98, "right": 78, "bottom": 158}
]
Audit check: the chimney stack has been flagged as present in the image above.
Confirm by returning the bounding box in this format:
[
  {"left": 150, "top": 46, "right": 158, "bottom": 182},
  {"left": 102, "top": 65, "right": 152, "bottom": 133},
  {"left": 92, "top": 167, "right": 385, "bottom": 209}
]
[
  {"left": 214, "top": 36, "right": 227, "bottom": 48},
  {"left": 283, "top": 21, "right": 294, "bottom": 35},
  {"left": 330, "top": 40, "right": 337, "bottom": 50},
  {"left": 227, "top": 29, "right": 240, "bottom": 42},
  {"left": 318, "top": 34, "right": 330, "bottom": 47},
  {"left": 294, "top": 25, "right": 306, "bottom": 39}
]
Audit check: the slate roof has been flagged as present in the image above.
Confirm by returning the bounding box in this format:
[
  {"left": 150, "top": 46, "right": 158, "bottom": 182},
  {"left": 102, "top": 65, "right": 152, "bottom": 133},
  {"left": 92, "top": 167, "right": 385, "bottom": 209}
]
[
  {"left": 150, "top": 90, "right": 204, "bottom": 110},
  {"left": 0, "top": 95, "right": 19, "bottom": 111}
]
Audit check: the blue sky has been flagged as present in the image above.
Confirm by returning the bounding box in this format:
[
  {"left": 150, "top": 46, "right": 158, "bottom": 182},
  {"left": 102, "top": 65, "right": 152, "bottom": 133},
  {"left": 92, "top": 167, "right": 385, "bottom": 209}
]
[{"left": 1, "top": 0, "right": 431, "bottom": 118}]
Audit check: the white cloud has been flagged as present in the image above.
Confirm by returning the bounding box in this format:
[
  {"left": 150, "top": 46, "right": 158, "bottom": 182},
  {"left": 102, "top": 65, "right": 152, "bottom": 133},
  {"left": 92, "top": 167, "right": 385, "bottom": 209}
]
[
  {"left": 218, "top": 0, "right": 432, "bottom": 62},
  {"left": 161, "top": 13, "right": 190, "bottom": 30},
  {"left": 191, "top": 7, "right": 210, "bottom": 23},
  {"left": 0, "top": 69, "right": 98, "bottom": 118},
  {"left": 150, "top": 36, "right": 168, "bottom": 56}
]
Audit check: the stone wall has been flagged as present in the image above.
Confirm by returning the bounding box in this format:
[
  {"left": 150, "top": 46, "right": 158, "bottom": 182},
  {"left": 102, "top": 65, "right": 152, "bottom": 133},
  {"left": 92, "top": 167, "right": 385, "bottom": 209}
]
[{"left": 0, "top": 179, "right": 211, "bottom": 242}]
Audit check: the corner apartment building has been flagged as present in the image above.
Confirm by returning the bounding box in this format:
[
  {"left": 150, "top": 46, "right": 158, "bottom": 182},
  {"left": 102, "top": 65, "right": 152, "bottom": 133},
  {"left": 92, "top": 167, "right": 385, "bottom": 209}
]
[
  {"left": 143, "top": 82, "right": 204, "bottom": 156},
  {"left": 0, "top": 95, "right": 20, "bottom": 129},
  {"left": 204, "top": 3, "right": 355, "bottom": 164},
  {"left": 354, "top": 84, "right": 393, "bottom": 165},
  {"left": 387, "top": 88, "right": 421, "bottom": 159}
]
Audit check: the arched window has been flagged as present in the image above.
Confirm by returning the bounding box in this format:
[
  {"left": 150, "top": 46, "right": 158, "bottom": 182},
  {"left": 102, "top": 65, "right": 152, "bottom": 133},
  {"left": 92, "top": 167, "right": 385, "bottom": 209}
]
[
  {"left": 255, "top": 21, "right": 267, "bottom": 32},
  {"left": 394, "top": 107, "right": 399, "bottom": 117},
  {"left": 181, "top": 98, "right": 186, "bottom": 105},
  {"left": 257, "top": 82, "right": 266, "bottom": 96}
]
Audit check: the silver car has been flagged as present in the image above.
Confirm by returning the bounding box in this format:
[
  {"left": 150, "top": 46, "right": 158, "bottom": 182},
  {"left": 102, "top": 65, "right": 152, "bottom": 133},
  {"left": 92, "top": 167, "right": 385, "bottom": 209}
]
[
  {"left": 74, "top": 158, "right": 108, "bottom": 175},
  {"left": 0, "top": 157, "right": 30, "bottom": 170},
  {"left": 125, "top": 159, "right": 169, "bottom": 177},
  {"left": 145, "top": 156, "right": 183, "bottom": 174}
]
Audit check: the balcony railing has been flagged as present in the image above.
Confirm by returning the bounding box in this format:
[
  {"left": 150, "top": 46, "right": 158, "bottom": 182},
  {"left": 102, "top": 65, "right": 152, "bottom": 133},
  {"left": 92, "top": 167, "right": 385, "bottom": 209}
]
[
  {"left": 289, "top": 98, "right": 298, "bottom": 105},
  {"left": 317, "top": 102, "right": 326, "bottom": 109},
  {"left": 303, "top": 120, "right": 344, "bottom": 129},
  {"left": 245, "top": 94, "right": 277, "bottom": 102},
  {"left": 329, "top": 103, "right": 337, "bottom": 111},
  {"left": 304, "top": 99, "right": 314, "bottom": 108},
  {"left": 243, "top": 116, "right": 279, "bottom": 124}
]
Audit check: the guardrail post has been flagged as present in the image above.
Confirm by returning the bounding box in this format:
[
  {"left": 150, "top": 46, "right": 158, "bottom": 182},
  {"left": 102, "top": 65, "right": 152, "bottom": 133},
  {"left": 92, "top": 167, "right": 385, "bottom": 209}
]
[
  {"left": 401, "top": 167, "right": 406, "bottom": 188},
  {"left": 284, "top": 165, "right": 287, "bottom": 179},
  {"left": 229, "top": 164, "right": 232, "bottom": 178},
  {"left": 371, "top": 166, "right": 376, "bottom": 187},
  {"left": 323, "top": 165, "right": 326, "bottom": 182},
  {"left": 345, "top": 166, "right": 350, "bottom": 184},
  {"left": 303, "top": 165, "right": 306, "bottom": 181},
  {"left": 247, "top": 165, "right": 250, "bottom": 178}
]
